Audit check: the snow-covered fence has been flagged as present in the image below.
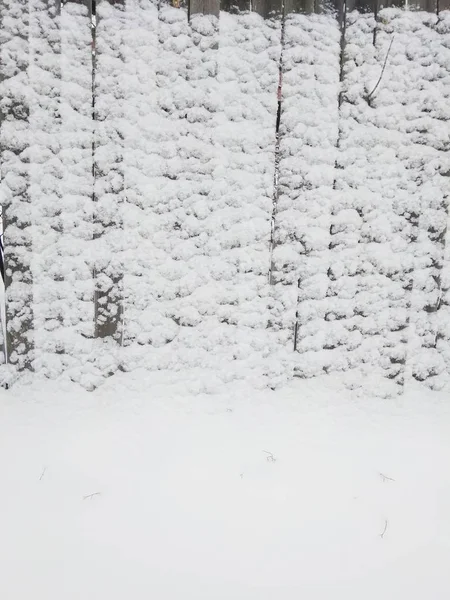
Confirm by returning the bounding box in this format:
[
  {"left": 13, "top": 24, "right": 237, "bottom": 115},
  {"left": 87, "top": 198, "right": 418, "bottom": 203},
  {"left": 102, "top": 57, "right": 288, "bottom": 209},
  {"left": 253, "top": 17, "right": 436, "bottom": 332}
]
[
  {"left": 271, "top": 10, "right": 341, "bottom": 378},
  {"left": 0, "top": 0, "right": 34, "bottom": 371},
  {"left": 1, "top": 0, "right": 450, "bottom": 392},
  {"left": 94, "top": 0, "right": 125, "bottom": 340}
]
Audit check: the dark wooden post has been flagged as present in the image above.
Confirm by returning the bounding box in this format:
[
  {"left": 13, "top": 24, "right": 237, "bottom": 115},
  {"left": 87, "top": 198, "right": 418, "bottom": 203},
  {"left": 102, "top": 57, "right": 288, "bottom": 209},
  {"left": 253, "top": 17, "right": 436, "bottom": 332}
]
[
  {"left": 66, "top": 0, "right": 93, "bottom": 13},
  {"left": 189, "top": 0, "right": 220, "bottom": 17},
  {"left": 0, "top": 0, "right": 34, "bottom": 373},
  {"left": 220, "top": 0, "right": 250, "bottom": 11},
  {"left": 377, "top": 0, "right": 405, "bottom": 8},
  {"left": 438, "top": 0, "right": 450, "bottom": 11},
  {"left": 252, "top": 0, "right": 283, "bottom": 18},
  {"left": 94, "top": 0, "right": 124, "bottom": 341},
  {"left": 409, "top": 0, "right": 436, "bottom": 10},
  {"left": 345, "top": 0, "right": 374, "bottom": 12},
  {"left": 284, "top": 0, "right": 316, "bottom": 14}
]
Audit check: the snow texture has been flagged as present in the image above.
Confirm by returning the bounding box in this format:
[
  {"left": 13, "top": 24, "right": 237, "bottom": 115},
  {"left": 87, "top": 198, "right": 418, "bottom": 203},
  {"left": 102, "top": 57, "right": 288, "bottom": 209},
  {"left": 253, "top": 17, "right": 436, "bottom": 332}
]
[
  {"left": 1, "top": 375, "right": 450, "bottom": 599},
  {"left": 2, "top": 3, "right": 450, "bottom": 393},
  {"left": 118, "top": 4, "right": 288, "bottom": 387}
]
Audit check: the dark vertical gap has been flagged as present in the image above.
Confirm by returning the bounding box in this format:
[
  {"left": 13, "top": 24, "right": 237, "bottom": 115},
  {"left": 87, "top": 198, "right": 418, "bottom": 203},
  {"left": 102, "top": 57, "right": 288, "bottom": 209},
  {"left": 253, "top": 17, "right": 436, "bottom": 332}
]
[
  {"left": 0, "top": 214, "right": 4, "bottom": 284},
  {"left": 373, "top": 0, "right": 378, "bottom": 46},
  {"left": 269, "top": 1, "right": 285, "bottom": 287},
  {"left": 328, "top": 0, "right": 347, "bottom": 266},
  {"left": 338, "top": 0, "right": 347, "bottom": 101},
  {"left": 91, "top": 0, "right": 98, "bottom": 337}
]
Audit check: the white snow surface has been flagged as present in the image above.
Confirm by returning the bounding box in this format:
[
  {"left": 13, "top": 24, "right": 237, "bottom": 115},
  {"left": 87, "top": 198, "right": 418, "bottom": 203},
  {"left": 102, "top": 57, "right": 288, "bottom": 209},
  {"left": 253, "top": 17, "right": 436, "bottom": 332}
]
[
  {"left": 1, "top": 374, "right": 450, "bottom": 599},
  {"left": 2, "top": 5, "right": 450, "bottom": 392}
]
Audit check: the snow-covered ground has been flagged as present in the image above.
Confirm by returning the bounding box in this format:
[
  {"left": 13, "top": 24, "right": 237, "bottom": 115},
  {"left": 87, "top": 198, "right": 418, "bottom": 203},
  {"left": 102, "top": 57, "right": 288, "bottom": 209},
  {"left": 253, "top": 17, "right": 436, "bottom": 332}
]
[{"left": 1, "top": 374, "right": 449, "bottom": 599}]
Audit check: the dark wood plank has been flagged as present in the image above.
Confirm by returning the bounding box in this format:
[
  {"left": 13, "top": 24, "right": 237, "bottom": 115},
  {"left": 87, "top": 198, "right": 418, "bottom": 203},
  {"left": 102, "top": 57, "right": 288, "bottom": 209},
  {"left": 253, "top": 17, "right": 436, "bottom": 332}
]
[
  {"left": 346, "top": 0, "right": 375, "bottom": 12},
  {"left": 67, "top": 0, "right": 94, "bottom": 16},
  {"left": 378, "top": 0, "right": 406, "bottom": 8},
  {"left": 410, "top": 0, "right": 436, "bottom": 10},
  {"left": 190, "top": 0, "right": 220, "bottom": 17},
  {"left": 252, "top": 0, "right": 283, "bottom": 18},
  {"left": 220, "top": 0, "right": 250, "bottom": 12},
  {"left": 284, "top": 0, "right": 316, "bottom": 14}
]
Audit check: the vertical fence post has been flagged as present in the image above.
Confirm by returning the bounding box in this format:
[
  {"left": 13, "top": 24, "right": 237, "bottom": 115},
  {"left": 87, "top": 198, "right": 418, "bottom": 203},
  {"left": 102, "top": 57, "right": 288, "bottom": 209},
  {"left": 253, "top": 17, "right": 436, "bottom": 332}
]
[{"left": 0, "top": 0, "right": 34, "bottom": 375}]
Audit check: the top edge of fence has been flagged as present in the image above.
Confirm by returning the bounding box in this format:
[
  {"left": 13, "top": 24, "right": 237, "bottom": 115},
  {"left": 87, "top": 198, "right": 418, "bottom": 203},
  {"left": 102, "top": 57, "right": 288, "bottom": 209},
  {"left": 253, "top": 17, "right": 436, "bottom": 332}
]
[{"left": 61, "top": 0, "right": 448, "bottom": 22}]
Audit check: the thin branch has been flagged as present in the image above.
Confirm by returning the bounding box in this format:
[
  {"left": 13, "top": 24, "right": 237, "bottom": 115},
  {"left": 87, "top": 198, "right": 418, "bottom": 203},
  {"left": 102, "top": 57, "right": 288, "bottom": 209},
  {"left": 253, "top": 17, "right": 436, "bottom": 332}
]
[
  {"left": 263, "top": 450, "right": 276, "bottom": 462},
  {"left": 83, "top": 492, "right": 101, "bottom": 501},
  {"left": 366, "top": 37, "right": 394, "bottom": 104},
  {"left": 39, "top": 467, "right": 47, "bottom": 481},
  {"left": 379, "top": 472, "right": 395, "bottom": 482},
  {"left": 379, "top": 519, "right": 388, "bottom": 539}
]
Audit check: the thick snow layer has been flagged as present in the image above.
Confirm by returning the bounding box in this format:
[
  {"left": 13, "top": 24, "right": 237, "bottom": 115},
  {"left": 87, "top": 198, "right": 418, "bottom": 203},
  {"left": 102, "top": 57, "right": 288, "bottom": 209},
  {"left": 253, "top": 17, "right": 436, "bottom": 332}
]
[
  {"left": 1, "top": 375, "right": 450, "bottom": 599},
  {"left": 119, "top": 5, "right": 288, "bottom": 386}
]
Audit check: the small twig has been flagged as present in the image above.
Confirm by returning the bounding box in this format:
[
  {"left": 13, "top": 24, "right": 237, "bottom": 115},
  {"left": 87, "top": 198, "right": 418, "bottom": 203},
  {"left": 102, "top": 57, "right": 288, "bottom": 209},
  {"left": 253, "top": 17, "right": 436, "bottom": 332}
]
[
  {"left": 379, "top": 519, "right": 388, "bottom": 539},
  {"left": 39, "top": 467, "right": 47, "bottom": 481},
  {"left": 366, "top": 37, "right": 394, "bottom": 103},
  {"left": 83, "top": 492, "right": 101, "bottom": 501},
  {"left": 379, "top": 472, "right": 395, "bottom": 482},
  {"left": 263, "top": 450, "right": 276, "bottom": 462}
]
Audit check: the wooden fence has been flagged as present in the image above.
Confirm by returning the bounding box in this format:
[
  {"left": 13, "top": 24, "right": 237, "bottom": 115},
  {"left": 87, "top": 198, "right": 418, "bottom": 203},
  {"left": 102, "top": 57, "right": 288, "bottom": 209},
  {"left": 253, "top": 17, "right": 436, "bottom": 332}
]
[{"left": 1, "top": 0, "right": 450, "bottom": 390}]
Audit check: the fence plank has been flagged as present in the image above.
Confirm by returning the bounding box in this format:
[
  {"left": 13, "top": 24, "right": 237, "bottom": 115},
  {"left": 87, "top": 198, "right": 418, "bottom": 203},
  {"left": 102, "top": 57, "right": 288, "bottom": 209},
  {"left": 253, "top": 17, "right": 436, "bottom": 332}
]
[
  {"left": 0, "top": 0, "right": 33, "bottom": 376},
  {"left": 271, "top": 12, "right": 341, "bottom": 372},
  {"left": 120, "top": 0, "right": 162, "bottom": 354},
  {"left": 94, "top": 0, "right": 124, "bottom": 342},
  {"left": 284, "top": 0, "right": 317, "bottom": 14},
  {"left": 346, "top": 0, "right": 375, "bottom": 12},
  {"left": 215, "top": 10, "right": 284, "bottom": 382},
  {"left": 329, "top": 11, "right": 439, "bottom": 390},
  {"left": 399, "top": 12, "right": 450, "bottom": 386},
  {"left": 29, "top": 0, "right": 63, "bottom": 372},
  {"left": 220, "top": 0, "right": 250, "bottom": 12},
  {"left": 189, "top": 0, "right": 220, "bottom": 17},
  {"left": 377, "top": 0, "right": 406, "bottom": 8},
  {"left": 409, "top": 0, "right": 435, "bottom": 11},
  {"left": 49, "top": 0, "right": 97, "bottom": 383},
  {"left": 252, "top": 0, "right": 283, "bottom": 18}
]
